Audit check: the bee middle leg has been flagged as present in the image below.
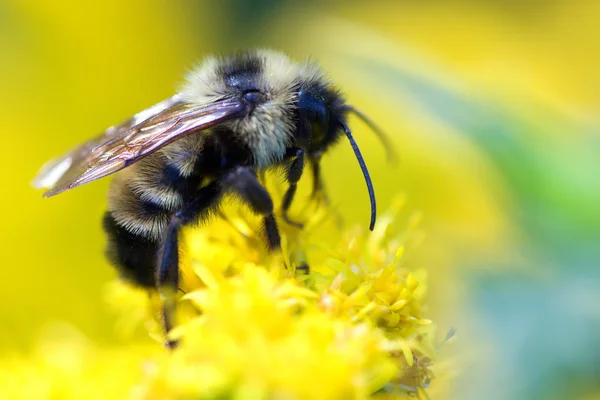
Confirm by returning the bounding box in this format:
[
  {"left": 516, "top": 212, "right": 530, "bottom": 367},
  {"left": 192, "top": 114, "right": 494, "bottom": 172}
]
[
  {"left": 221, "top": 166, "right": 281, "bottom": 251},
  {"left": 157, "top": 181, "right": 221, "bottom": 348}
]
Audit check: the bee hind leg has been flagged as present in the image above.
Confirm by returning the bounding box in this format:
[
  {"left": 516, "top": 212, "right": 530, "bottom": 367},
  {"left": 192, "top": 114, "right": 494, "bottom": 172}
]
[
  {"left": 157, "top": 181, "right": 221, "bottom": 348},
  {"left": 221, "top": 166, "right": 281, "bottom": 251},
  {"left": 157, "top": 217, "right": 181, "bottom": 349}
]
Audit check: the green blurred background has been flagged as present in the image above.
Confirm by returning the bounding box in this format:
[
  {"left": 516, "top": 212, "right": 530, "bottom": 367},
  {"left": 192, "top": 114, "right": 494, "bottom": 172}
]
[{"left": 1, "top": 1, "right": 599, "bottom": 399}]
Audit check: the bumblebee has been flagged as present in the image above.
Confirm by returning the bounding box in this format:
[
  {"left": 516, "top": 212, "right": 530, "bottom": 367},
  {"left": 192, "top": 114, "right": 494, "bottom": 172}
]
[{"left": 34, "top": 50, "right": 391, "bottom": 344}]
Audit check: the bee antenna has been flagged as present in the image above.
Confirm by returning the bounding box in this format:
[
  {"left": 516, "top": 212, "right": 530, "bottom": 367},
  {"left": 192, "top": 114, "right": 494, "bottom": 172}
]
[
  {"left": 339, "top": 120, "right": 376, "bottom": 231},
  {"left": 344, "top": 106, "right": 398, "bottom": 165}
]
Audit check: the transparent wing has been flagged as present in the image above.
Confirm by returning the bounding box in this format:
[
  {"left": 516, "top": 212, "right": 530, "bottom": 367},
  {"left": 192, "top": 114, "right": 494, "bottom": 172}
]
[
  {"left": 33, "top": 95, "right": 184, "bottom": 191},
  {"left": 33, "top": 95, "right": 246, "bottom": 197}
]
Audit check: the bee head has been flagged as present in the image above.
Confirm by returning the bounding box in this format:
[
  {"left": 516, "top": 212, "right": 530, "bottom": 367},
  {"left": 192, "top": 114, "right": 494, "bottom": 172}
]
[{"left": 295, "top": 81, "right": 378, "bottom": 232}]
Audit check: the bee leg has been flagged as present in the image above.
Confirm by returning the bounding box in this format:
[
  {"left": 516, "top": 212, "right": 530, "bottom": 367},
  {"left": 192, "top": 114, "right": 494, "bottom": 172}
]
[
  {"left": 222, "top": 166, "right": 281, "bottom": 251},
  {"left": 157, "top": 181, "right": 221, "bottom": 348},
  {"left": 157, "top": 218, "right": 181, "bottom": 349},
  {"left": 309, "top": 152, "right": 329, "bottom": 204},
  {"left": 281, "top": 148, "right": 305, "bottom": 228},
  {"left": 309, "top": 152, "right": 344, "bottom": 227}
]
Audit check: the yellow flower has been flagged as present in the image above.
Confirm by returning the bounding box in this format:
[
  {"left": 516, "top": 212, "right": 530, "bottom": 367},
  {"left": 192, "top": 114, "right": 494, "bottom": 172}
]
[
  {"left": 137, "top": 192, "right": 439, "bottom": 397},
  {"left": 136, "top": 265, "right": 397, "bottom": 400},
  {"left": 1, "top": 187, "right": 443, "bottom": 399}
]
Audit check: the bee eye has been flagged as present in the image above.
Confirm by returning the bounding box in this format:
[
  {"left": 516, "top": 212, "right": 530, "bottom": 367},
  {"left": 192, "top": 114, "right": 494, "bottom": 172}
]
[
  {"left": 298, "top": 88, "right": 329, "bottom": 124},
  {"left": 242, "top": 90, "right": 266, "bottom": 107},
  {"left": 298, "top": 87, "right": 330, "bottom": 144}
]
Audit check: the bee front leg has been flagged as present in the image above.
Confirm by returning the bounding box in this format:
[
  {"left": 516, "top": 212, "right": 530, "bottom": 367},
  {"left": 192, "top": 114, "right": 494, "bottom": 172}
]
[
  {"left": 281, "top": 148, "right": 305, "bottom": 228},
  {"left": 221, "top": 166, "right": 281, "bottom": 251},
  {"left": 157, "top": 181, "right": 221, "bottom": 348}
]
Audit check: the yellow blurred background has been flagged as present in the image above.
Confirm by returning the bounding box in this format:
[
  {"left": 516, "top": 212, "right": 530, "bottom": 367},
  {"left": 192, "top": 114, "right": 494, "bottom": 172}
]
[{"left": 1, "top": 1, "right": 599, "bottom": 399}]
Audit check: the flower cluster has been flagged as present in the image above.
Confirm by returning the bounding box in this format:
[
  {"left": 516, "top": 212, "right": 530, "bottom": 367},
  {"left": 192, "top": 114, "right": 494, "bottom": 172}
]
[
  {"left": 130, "top": 194, "right": 438, "bottom": 399},
  {"left": 1, "top": 192, "right": 441, "bottom": 399}
]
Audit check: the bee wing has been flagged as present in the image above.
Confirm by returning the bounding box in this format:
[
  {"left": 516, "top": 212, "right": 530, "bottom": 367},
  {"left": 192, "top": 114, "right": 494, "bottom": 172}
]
[
  {"left": 33, "top": 95, "right": 184, "bottom": 191},
  {"left": 33, "top": 95, "right": 246, "bottom": 197}
]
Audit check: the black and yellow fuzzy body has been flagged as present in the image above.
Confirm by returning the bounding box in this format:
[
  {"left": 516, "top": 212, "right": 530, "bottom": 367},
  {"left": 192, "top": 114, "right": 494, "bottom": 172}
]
[
  {"left": 103, "top": 50, "right": 348, "bottom": 289},
  {"left": 34, "top": 50, "right": 382, "bottom": 343}
]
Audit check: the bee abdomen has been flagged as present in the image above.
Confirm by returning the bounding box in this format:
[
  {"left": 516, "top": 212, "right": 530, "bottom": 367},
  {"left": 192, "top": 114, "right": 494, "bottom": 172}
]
[
  {"left": 108, "top": 176, "right": 172, "bottom": 241},
  {"left": 103, "top": 211, "right": 161, "bottom": 287},
  {"left": 104, "top": 153, "right": 197, "bottom": 288}
]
